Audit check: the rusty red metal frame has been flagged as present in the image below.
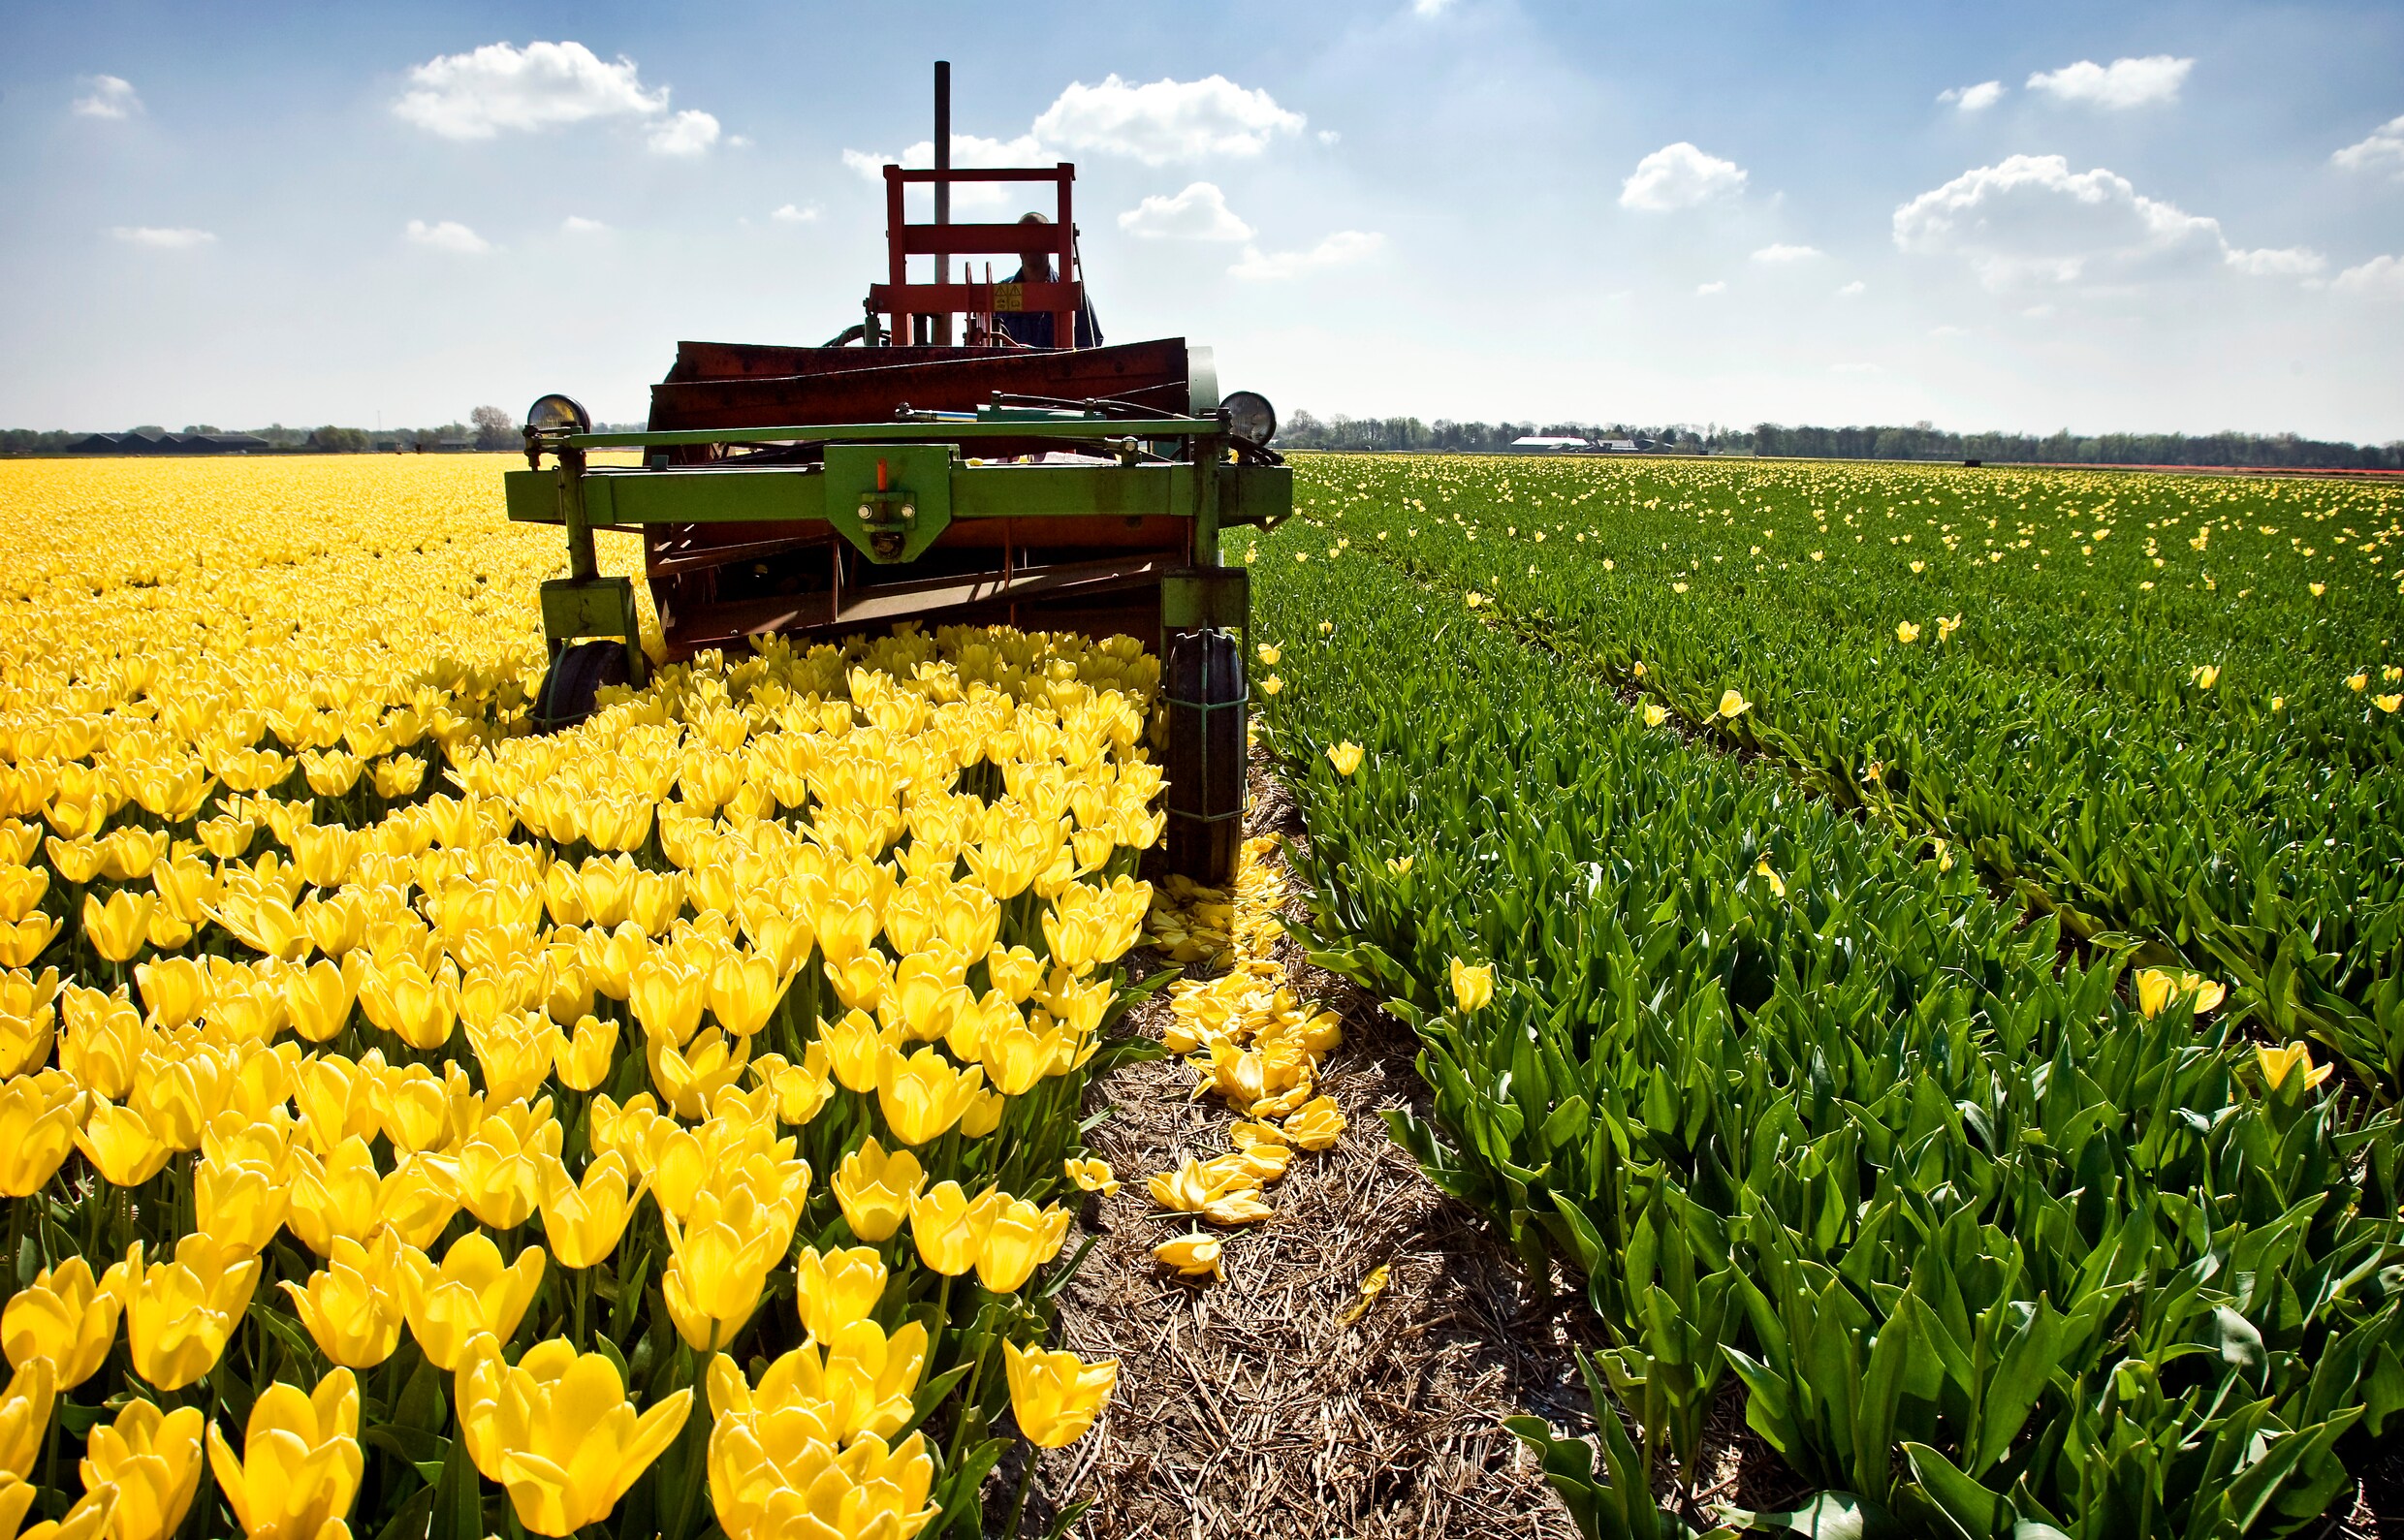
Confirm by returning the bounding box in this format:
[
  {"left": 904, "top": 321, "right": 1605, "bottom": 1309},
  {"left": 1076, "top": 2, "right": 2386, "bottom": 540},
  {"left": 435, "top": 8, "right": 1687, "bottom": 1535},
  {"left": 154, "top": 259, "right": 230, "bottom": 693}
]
[{"left": 868, "top": 164, "right": 1080, "bottom": 348}]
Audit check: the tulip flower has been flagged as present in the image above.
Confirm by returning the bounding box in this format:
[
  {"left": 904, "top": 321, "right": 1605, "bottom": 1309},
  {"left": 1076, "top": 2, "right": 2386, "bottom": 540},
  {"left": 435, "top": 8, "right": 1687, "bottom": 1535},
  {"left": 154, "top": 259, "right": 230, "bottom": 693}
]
[
  {"left": 876, "top": 1044, "right": 985, "bottom": 1147},
  {"left": 552, "top": 1011, "right": 618, "bottom": 1091},
  {"left": 74, "top": 1098, "right": 172, "bottom": 1188},
  {"left": 744, "top": 1320, "right": 931, "bottom": 1446},
  {"left": 1895, "top": 621, "right": 1921, "bottom": 644},
  {"left": 196, "top": 1153, "right": 290, "bottom": 1254},
  {"left": 750, "top": 1047, "right": 834, "bottom": 1125},
  {"left": 1754, "top": 859, "right": 1787, "bottom": 899},
  {"left": 0, "top": 1357, "right": 52, "bottom": 1481},
  {"left": 1326, "top": 741, "right": 1364, "bottom": 776},
  {"left": 832, "top": 1138, "right": 925, "bottom": 1243},
  {"left": 1718, "top": 689, "right": 1751, "bottom": 719},
  {"left": 80, "top": 1399, "right": 205, "bottom": 1540},
  {"left": 398, "top": 1233, "right": 545, "bottom": 1370},
  {"left": 1155, "top": 1233, "right": 1223, "bottom": 1280},
  {"left": 534, "top": 1151, "right": 639, "bottom": 1270},
  {"left": 1284, "top": 1096, "right": 1347, "bottom": 1151},
  {"left": 2135, "top": 966, "right": 2225, "bottom": 1019},
  {"left": 792, "top": 1244, "right": 888, "bottom": 1343},
  {"left": 114, "top": 1235, "right": 261, "bottom": 1392},
  {"left": 0, "top": 1072, "right": 82, "bottom": 1197},
  {"left": 280, "top": 1236, "right": 407, "bottom": 1369},
  {"left": 706, "top": 1358, "right": 935, "bottom": 1540},
  {"left": 1064, "top": 1156, "right": 1119, "bottom": 1196},
  {"left": 1638, "top": 701, "right": 1669, "bottom": 728},
  {"left": 455, "top": 1336, "right": 692, "bottom": 1537},
  {"left": 708, "top": 950, "right": 787, "bottom": 1038},
  {"left": 1003, "top": 1340, "right": 1117, "bottom": 1448},
  {"left": 2259, "top": 1042, "right": 2334, "bottom": 1093},
  {"left": 661, "top": 1183, "right": 788, "bottom": 1351},
  {"left": 629, "top": 956, "right": 708, "bottom": 1048},
  {"left": 81, "top": 889, "right": 157, "bottom": 963},
  {"left": 454, "top": 1099, "right": 563, "bottom": 1231},
  {"left": 977, "top": 1195, "right": 1070, "bottom": 1293},
  {"left": 908, "top": 1181, "right": 996, "bottom": 1276},
  {"left": 1448, "top": 958, "right": 1494, "bottom": 1013},
  {"left": 647, "top": 1022, "right": 751, "bottom": 1120},
  {"left": 206, "top": 1367, "right": 364, "bottom": 1540},
  {"left": 4, "top": 1256, "right": 121, "bottom": 1389}
]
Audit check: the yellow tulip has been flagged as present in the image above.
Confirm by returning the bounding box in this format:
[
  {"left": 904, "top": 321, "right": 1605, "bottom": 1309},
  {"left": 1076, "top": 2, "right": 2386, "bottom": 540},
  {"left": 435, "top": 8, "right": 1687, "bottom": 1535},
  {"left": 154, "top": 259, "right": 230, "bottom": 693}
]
[
  {"left": 3, "top": 1256, "right": 120, "bottom": 1389},
  {"left": 708, "top": 950, "right": 787, "bottom": 1038},
  {"left": 876, "top": 1044, "right": 984, "bottom": 1147},
  {"left": 74, "top": 1098, "right": 172, "bottom": 1188},
  {"left": 2258, "top": 1042, "right": 2335, "bottom": 1093},
  {"left": 1284, "top": 1096, "right": 1347, "bottom": 1151},
  {"left": 2379, "top": 694, "right": 2402, "bottom": 714},
  {"left": 79, "top": 1399, "right": 205, "bottom": 1540},
  {"left": 1754, "top": 858, "right": 1787, "bottom": 899},
  {"left": 792, "top": 1244, "right": 887, "bottom": 1343},
  {"left": 280, "top": 955, "right": 364, "bottom": 1043},
  {"left": 907, "top": 1181, "right": 995, "bottom": 1276},
  {"left": 114, "top": 1235, "right": 261, "bottom": 1392},
  {"left": 357, "top": 959, "right": 455, "bottom": 1051},
  {"left": 628, "top": 956, "right": 707, "bottom": 1048},
  {"left": 750, "top": 1320, "right": 930, "bottom": 1445},
  {"left": 705, "top": 1359, "right": 935, "bottom": 1540},
  {"left": 2191, "top": 664, "right": 2220, "bottom": 689},
  {"left": 455, "top": 1336, "right": 692, "bottom": 1538},
  {"left": 750, "top": 1046, "right": 834, "bottom": 1125},
  {"left": 370, "top": 756, "right": 425, "bottom": 799},
  {"left": 0, "top": 1357, "right": 52, "bottom": 1481},
  {"left": 976, "top": 1195, "right": 1070, "bottom": 1293},
  {"left": 646, "top": 1022, "right": 751, "bottom": 1120},
  {"left": 195, "top": 1154, "right": 290, "bottom": 1255},
  {"left": 279, "top": 1235, "right": 407, "bottom": 1369},
  {"left": 2349, "top": 671, "right": 2369, "bottom": 692},
  {"left": 1256, "top": 644, "right": 1281, "bottom": 665},
  {"left": 205, "top": 1366, "right": 363, "bottom": 1540},
  {"left": 1002, "top": 1339, "right": 1117, "bottom": 1448},
  {"left": 554, "top": 1012, "right": 619, "bottom": 1091},
  {"left": 661, "top": 1184, "right": 787, "bottom": 1351},
  {"left": 0, "top": 1072, "right": 81, "bottom": 1197},
  {"left": 1326, "top": 741, "right": 1364, "bottom": 776},
  {"left": 1638, "top": 701, "right": 1669, "bottom": 728},
  {"left": 1448, "top": 957, "right": 1494, "bottom": 1013},
  {"left": 831, "top": 1137, "right": 924, "bottom": 1243},
  {"left": 540, "top": 1150, "right": 642, "bottom": 1270},
  {"left": 1154, "top": 1233, "right": 1222, "bottom": 1280},
  {"left": 1064, "top": 1156, "right": 1119, "bottom": 1195},
  {"left": 1718, "top": 688, "right": 1751, "bottom": 719},
  {"left": 1895, "top": 621, "right": 1921, "bottom": 644},
  {"left": 454, "top": 1099, "right": 562, "bottom": 1231},
  {"left": 80, "top": 889, "right": 156, "bottom": 964},
  {"left": 397, "top": 1232, "right": 545, "bottom": 1370}
]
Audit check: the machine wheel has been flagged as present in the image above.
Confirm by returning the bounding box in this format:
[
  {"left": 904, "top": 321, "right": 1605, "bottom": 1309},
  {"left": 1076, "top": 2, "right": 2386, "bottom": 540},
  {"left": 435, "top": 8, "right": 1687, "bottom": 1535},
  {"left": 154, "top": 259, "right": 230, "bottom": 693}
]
[{"left": 532, "top": 641, "right": 632, "bottom": 734}]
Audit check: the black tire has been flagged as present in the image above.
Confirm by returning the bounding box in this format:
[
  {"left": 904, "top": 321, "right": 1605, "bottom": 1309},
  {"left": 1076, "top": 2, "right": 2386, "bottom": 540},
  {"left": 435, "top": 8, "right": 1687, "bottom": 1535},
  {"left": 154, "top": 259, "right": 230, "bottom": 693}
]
[{"left": 531, "top": 640, "right": 632, "bottom": 734}]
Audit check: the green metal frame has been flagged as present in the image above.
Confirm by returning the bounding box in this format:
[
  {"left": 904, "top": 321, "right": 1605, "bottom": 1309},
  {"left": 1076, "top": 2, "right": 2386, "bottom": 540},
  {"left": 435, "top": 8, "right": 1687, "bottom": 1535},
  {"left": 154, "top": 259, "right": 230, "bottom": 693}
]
[{"left": 511, "top": 412, "right": 1289, "bottom": 670}]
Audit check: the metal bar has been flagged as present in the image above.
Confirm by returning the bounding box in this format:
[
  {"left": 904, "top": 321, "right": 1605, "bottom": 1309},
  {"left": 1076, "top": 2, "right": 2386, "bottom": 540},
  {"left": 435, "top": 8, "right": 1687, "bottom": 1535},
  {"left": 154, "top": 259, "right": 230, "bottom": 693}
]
[
  {"left": 562, "top": 418, "right": 1212, "bottom": 448},
  {"left": 933, "top": 61, "right": 950, "bottom": 346},
  {"left": 893, "top": 225, "right": 1090, "bottom": 256},
  {"left": 883, "top": 167, "right": 1072, "bottom": 184},
  {"left": 869, "top": 280, "right": 1081, "bottom": 312}
]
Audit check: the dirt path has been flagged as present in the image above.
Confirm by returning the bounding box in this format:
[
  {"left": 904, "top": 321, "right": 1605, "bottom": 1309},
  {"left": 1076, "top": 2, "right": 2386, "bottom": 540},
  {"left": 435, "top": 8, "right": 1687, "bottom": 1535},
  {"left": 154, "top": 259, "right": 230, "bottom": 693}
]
[{"left": 1021, "top": 758, "right": 1597, "bottom": 1540}]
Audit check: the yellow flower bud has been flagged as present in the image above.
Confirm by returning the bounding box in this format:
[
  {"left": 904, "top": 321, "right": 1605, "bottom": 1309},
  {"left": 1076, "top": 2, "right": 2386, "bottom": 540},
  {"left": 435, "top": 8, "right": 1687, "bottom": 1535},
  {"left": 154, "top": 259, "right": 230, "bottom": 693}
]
[
  {"left": 3, "top": 1256, "right": 121, "bottom": 1389},
  {"left": 1002, "top": 1339, "right": 1117, "bottom": 1448},
  {"left": 204, "top": 1366, "right": 363, "bottom": 1540}
]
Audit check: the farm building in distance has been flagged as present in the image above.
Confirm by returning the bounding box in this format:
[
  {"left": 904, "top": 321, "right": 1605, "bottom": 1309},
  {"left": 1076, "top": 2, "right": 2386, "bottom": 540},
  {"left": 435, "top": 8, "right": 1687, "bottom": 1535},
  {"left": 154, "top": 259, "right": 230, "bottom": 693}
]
[
  {"left": 66, "top": 430, "right": 269, "bottom": 455},
  {"left": 1506, "top": 435, "right": 1598, "bottom": 454}
]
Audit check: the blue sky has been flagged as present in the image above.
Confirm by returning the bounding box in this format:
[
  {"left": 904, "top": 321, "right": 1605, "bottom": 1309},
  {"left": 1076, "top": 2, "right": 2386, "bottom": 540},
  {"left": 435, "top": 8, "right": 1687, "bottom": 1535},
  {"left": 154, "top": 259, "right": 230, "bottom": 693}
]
[{"left": 4, "top": 0, "right": 2401, "bottom": 439}]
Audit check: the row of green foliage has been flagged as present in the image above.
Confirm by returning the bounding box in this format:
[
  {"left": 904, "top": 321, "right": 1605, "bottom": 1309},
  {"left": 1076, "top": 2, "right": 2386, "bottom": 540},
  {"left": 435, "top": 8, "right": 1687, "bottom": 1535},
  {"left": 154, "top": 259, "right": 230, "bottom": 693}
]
[
  {"left": 1244, "top": 474, "right": 2404, "bottom": 1538},
  {"left": 1278, "top": 455, "right": 2404, "bottom": 1099}
]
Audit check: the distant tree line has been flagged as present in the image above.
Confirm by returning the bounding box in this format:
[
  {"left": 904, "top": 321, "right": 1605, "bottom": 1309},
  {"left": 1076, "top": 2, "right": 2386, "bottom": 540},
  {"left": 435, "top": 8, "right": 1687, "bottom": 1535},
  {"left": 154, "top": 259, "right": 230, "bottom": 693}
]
[
  {"left": 1278, "top": 410, "right": 2404, "bottom": 469},
  {"left": 0, "top": 405, "right": 523, "bottom": 456}
]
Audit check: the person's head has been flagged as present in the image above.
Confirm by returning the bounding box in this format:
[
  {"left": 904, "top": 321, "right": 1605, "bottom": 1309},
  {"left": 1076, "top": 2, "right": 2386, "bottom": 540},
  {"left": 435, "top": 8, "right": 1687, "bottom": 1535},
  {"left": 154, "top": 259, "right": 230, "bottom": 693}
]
[{"left": 1017, "top": 211, "right": 1054, "bottom": 264}]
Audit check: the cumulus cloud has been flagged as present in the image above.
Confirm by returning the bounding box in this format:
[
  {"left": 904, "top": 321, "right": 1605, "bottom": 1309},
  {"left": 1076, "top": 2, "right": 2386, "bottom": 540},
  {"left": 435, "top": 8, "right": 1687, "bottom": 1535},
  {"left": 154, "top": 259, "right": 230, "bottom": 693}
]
[
  {"left": 1620, "top": 142, "right": 1747, "bottom": 210},
  {"left": 561, "top": 215, "right": 608, "bottom": 234},
  {"left": 2224, "top": 246, "right": 2325, "bottom": 277},
  {"left": 109, "top": 227, "right": 212, "bottom": 249},
  {"left": 1034, "top": 75, "right": 1305, "bottom": 164},
  {"left": 1752, "top": 243, "right": 1821, "bottom": 263},
  {"left": 1228, "top": 230, "right": 1382, "bottom": 281},
  {"left": 73, "top": 76, "right": 142, "bottom": 119},
  {"left": 1938, "top": 80, "right": 2004, "bottom": 111},
  {"left": 2333, "top": 114, "right": 2404, "bottom": 178},
  {"left": 406, "top": 219, "right": 490, "bottom": 254},
  {"left": 395, "top": 42, "right": 666, "bottom": 139},
  {"left": 2026, "top": 55, "right": 2193, "bottom": 109},
  {"left": 1695, "top": 280, "right": 1727, "bottom": 296},
  {"left": 647, "top": 109, "right": 719, "bottom": 156},
  {"left": 2334, "top": 255, "right": 2404, "bottom": 298},
  {"left": 1119, "top": 182, "right": 1254, "bottom": 241},
  {"left": 1893, "top": 154, "right": 2231, "bottom": 286},
  {"left": 771, "top": 204, "right": 819, "bottom": 224}
]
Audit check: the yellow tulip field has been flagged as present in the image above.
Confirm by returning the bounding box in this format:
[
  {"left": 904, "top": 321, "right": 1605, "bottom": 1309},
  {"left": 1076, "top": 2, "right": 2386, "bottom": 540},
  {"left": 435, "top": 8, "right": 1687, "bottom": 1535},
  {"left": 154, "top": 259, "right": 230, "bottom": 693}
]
[{"left": 0, "top": 456, "right": 1218, "bottom": 1540}]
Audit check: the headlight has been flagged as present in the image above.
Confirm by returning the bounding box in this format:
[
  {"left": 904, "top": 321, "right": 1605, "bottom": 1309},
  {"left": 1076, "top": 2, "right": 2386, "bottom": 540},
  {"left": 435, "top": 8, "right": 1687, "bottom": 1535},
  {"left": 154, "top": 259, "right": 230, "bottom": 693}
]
[
  {"left": 524, "top": 393, "right": 591, "bottom": 435},
  {"left": 1221, "top": 391, "right": 1277, "bottom": 447}
]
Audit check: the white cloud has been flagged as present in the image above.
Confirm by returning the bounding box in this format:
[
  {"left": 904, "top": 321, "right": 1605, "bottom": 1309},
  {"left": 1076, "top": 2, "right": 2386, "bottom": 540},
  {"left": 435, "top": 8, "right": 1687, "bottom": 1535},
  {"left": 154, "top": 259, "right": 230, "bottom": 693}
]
[
  {"left": 2026, "top": 55, "right": 2193, "bottom": 109},
  {"left": 2333, "top": 114, "right": 2404, "bottom": 178},
  {"left": 2225, "top": 245, "right": 2325, "bottom": 277},
  {"left": 1893, "top": 154, "right": 2226, "bottom": 286},
  {"left": 1119, "top": 182, "right": 1254, "bottom": 241},
  {"left": 73, "top": 76, "right": 142, "bottom": 119},
  {"left": 394, "top": 41, "right": 677, "bottom": 141},
  {"left": 1317, "top": 129, "right": 1342, "bottom": 145},
  {"left": 1938, "top": 80, "right": 2004, "bottom": 112},
  {"left": 771, "top": 204, "right": 820, "bottom": 225},
  {"left": 109, "top": 227, "right": 212, "bottom": 249},
  {"left": 1620, "top": 142, "right": 1747, "bottom": 210},
  {"left": 405, "top": 219, "right": 490, "bottom": 254},
  {"left": 560, "top": 215, "right": 608, "bottom": 235},
  {"left": 1228, "top": 230, "right": 1383, "bottom": 281},
  {"left": 1033, "top": 75, "right": 1305, "bottom": 164},
  {"left": 1695, "top": 280, "right": 1727, "bottom": 296},
  {"left": 647, "top": 109, "right": 719, "bottom": 156},
  {"left": 1752, "top": 243, "right": 1821, "bottom": 263},
  {"left": 2334, "top": 255, "right": 2404, "bottom": 298},
  {"left": 1837, "top": 280, "right": 1866, "bottom": 296},
  {"left": 1414, "top": 0, "right": 1457, "bottom": 14}
]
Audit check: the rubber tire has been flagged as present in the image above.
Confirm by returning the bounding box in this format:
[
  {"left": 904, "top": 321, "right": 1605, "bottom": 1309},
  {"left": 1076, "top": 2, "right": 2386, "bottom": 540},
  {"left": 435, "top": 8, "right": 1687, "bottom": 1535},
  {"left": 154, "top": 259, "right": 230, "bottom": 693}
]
[{"left": 532, "top": 641, "right": 632, "bottom": 734}]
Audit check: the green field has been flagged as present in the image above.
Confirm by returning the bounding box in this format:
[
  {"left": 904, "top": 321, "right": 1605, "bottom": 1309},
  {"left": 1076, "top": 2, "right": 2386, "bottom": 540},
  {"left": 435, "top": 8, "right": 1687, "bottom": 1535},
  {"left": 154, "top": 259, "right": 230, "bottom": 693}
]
[{"left": 1247, "top": 455, "right": 2404, "bottom": 1538}]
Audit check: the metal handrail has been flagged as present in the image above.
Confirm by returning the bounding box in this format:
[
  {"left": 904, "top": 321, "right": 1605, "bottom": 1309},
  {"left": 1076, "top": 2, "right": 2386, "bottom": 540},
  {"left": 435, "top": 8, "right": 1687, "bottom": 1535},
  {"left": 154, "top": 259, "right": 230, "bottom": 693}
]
[{"left": 553, "top": 417, "right": 1219, "bottom": 451}]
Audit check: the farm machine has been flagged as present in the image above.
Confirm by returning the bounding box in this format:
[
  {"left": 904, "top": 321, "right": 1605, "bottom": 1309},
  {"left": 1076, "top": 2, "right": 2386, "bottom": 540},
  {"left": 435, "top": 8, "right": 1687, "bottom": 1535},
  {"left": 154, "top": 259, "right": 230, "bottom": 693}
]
[{"left": 508, "top": 64, "right": 1288, "bottom": 881}]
